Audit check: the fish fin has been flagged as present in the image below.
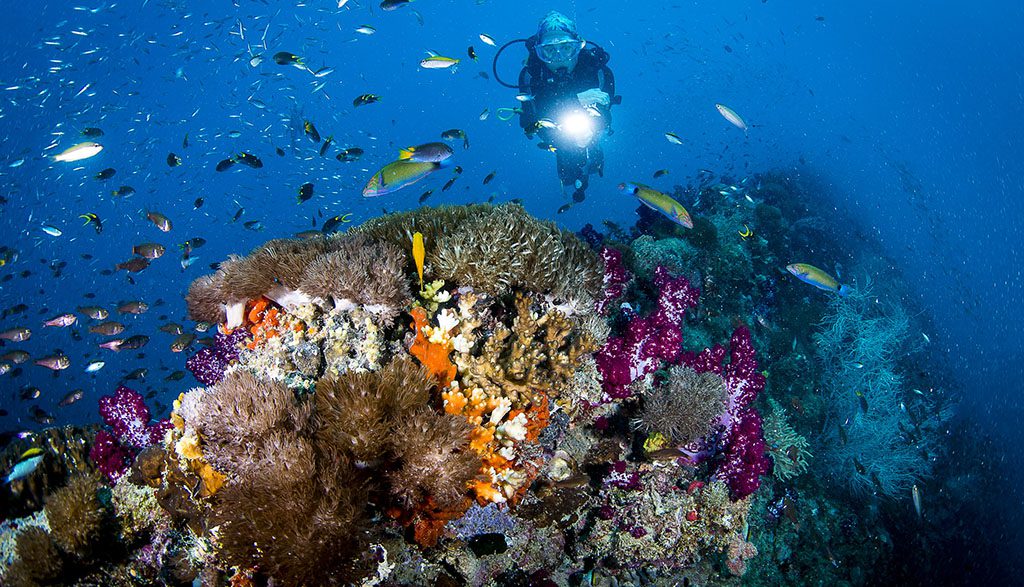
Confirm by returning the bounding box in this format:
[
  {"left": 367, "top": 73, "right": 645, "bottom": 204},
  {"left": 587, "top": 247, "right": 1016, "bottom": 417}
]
[
  {"left": 838, "top": 284, "right": 851, "bottom": 297},
  {"left": 398, "top": 148, "right": 414, "bottom": 160}
]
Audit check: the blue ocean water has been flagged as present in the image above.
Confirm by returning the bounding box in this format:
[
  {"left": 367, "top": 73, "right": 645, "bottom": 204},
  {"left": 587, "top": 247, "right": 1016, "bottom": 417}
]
[{"left": 0, "top": 0, "right": 1021, "bottom": 583}]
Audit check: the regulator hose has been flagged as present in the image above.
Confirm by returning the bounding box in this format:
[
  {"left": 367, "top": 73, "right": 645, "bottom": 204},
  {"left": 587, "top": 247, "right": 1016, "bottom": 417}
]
[{"left": 492, "top": 38, "right": 529, "bottom": 89}]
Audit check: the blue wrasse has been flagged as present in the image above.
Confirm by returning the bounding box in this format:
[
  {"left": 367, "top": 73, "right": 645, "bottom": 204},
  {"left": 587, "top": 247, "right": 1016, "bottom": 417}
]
[
  {"left": 618, "top": 182, "right": 693, "bottom": 228},
  {"left": 4, "top": 454, "right": 43, "bottom": 484},
  {"left": 362, "top": 160, "right": 442, "bottom": 197},
  {"left": 786, "top": 263, "right": 850, "bottom": 296}
]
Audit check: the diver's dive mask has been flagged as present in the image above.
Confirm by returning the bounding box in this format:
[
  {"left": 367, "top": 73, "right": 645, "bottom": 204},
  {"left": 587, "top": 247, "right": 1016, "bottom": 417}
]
[{"left": 537, "top": 38, "right": 585, "bottom": 65}]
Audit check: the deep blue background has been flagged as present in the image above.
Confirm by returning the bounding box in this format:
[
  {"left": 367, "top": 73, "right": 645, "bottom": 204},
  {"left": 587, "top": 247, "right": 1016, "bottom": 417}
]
[{"left": 1, "top": 0, "right": 1022, "bottom": 567}]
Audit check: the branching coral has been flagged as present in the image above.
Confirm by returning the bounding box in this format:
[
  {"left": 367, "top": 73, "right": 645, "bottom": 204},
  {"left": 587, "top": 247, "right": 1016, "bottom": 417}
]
[
  {"left": 762, "top": 399, "right": 811, "bottom": 481},
  {"left": 635, "top": 366, "right": 728, "bottom": 446},
  {"left": 44, "top": 476, "right": 107, "bottom": 559},
  {"left": 451, "top": 292, "right": 596, "bottom": 407}
]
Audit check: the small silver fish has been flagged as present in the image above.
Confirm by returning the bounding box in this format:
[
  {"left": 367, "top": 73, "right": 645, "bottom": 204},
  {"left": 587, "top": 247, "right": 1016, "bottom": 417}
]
[{"left": 911, "top": 484, "right": 922, "bottom": 519}]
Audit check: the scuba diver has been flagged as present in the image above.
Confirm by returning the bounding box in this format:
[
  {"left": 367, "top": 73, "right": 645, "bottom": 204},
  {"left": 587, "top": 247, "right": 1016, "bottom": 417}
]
[{"left": 492, "top": 11, "right": 620, "bottom": 203}]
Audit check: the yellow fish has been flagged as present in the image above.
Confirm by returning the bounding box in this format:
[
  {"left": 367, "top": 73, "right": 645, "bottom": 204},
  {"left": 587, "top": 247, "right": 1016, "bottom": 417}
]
[
  {"left": 412, "top": 232, "right": 425, "bottom": 289},
  {"left": 786, "top": 263, "right": 850, "bottom": 296},
  {"left": 19, "top": 447, "right": 43, "bottom": 460},
  {"left": 618, "top": 182, "right": 693, "bottom": 228}
]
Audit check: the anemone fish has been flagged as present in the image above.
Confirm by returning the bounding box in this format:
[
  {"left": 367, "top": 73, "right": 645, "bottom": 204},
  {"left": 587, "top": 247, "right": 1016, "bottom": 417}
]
[
  {"left": 412, "top": 231, "right": 425, "bottom": 290},
  {"left": 786, "top": 263, "right": 850, "bottom": 296}
]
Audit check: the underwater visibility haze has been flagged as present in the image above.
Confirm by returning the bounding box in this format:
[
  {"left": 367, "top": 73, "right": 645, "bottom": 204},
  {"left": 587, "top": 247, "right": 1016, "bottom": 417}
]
[{"left": 0, "top": 0, "right": 1021, "bottom": 585}]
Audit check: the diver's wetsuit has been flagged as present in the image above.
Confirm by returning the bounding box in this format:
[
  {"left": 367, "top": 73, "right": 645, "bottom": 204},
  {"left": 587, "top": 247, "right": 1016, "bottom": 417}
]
[{"left": 518, "top": 40, "right": 615, "bottom": 201}]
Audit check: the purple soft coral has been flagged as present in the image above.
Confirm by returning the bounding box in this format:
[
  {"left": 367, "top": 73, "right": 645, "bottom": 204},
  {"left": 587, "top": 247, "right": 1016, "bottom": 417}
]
[
  {"left": 684, "top": 327, "right": 772, "bottom": 500},
  {"left": 185, "top": 327, "right": 248, "bottom": 385},
  {"left": 595, "top": 246, "right": 631, "bottom": 315},
  {"left": 91, "top": 385, "right": 173, "bottom": 481},
  {"left": 89, "top": 430, "right": 133, "bottom": 482},
  {"left": 714, "top": 410, "right": 772, "bottom": 500},
  {"left": 595, "top": 266, "right": 700, "bottom": 399}
]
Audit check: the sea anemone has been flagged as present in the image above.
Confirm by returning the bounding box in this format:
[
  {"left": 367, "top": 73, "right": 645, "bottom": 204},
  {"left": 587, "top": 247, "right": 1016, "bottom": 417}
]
[
  {"left": 313, "top": 357, "right": 433, "bottom": 462},
  {"left": 3, "top": 527, "right": 63, "bottom": 586},
  {"left": 387, "top": 408, "right": 481, "bottom": 509},
  {"left": 299, "top": 236, "right": 411, "bottom": 318},
  {"left": 635, "top": 366, "right": 728, "bottom": 445},
  {"left": 177, "top": 370, "right": 312, "bottom": 473},
  {"left": 213, "top": 445, "right": 368, "bottom": 585},
  {"left": 185, "top": 273, "right": 226, "bottom": 324},
  {"left": 350, "top": 203, "right": 603, "bottom": 300},
  {"left": 44, "top": 475, "right": 108, "bottom": 559}
]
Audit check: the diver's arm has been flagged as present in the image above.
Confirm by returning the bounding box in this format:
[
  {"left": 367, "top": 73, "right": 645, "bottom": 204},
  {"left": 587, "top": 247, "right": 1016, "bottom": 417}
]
[
  {"left": 594, "top": 63, "right": 616, "bottom": 131},
  {"left": 518, "top": 67, "right": 538, "bottom": 136}
]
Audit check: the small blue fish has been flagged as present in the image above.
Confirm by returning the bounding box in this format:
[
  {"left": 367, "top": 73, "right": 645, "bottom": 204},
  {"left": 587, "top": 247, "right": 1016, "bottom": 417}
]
[{"left": 4, "top": 455, "right": 43, "bottom": 484}]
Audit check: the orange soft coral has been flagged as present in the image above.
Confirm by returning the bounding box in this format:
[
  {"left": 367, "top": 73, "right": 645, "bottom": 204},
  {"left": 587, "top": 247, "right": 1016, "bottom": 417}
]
[
  {"left": 408, "top": 306, "right": 456, "bottom": 387},
  {"left": 245, "top": 297, "right": 282, "bottom": 350}
]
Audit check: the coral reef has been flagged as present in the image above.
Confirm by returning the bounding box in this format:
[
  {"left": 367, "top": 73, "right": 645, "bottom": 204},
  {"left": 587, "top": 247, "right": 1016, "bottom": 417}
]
[
  {"left": 351, "top": 202, "right": 604, "bottom": 301},
  {"left": 89, "top": 386, "right": 173, "bottom": 481},
  {"left": 15, "top": 201, "right": 840, "bottom": 585},
  {"left": 3, "top": 527, "right": 62, "bottom": 587},
  {"left": 635, "top": 366, "right": 728, "bottom": 446},
  {"left": 44, "top": 475, "right": 107, "bottom": 559},
  {"left": 763, "top": 398, "right": 812, "bottom": 481}
]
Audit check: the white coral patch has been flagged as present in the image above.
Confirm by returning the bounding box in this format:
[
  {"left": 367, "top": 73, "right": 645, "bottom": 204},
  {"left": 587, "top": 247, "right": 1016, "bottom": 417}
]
[
  {"left": 489, "top": 397, "right": 512, "bottom": 425},
  {"left": 266, "top": 285, "right": 312, "bottom": 311},
  {"left": 435, "top": 308, "right": 459, "bottom": 334},
  {"left": 451, "top": 334, "right": 472, "bottom": 354},
  {"left": 225, "top": 302, "right": 245, "bottom": 329},
  {"left": 497, "top": 412, "right": 529, "bottom": 441}
]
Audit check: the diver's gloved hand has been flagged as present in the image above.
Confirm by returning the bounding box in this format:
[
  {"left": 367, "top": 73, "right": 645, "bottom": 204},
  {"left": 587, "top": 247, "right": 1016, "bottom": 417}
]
[{"left": 576, "top": 88, "right": 611, "bottom": 108}]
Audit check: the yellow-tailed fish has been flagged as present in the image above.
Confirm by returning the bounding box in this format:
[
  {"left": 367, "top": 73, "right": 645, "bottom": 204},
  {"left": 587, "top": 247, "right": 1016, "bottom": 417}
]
[
  {"left": 412, "top": 232, "right": 425, "bottom": 289},
  {"left": 618, "top": 182, "right": 693, "bottom": 228},
  {"left": 52, "top": 142, "right": 103, "bottom": 162},
  {"left": 398, "top": 142, "right": 453, "bottom": 163},
  {"left": 786, "top": 263, "right": 850, "bottom": 296},
  {"left": 362, "top": 160, "right": 440, "bottom": 197}
]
